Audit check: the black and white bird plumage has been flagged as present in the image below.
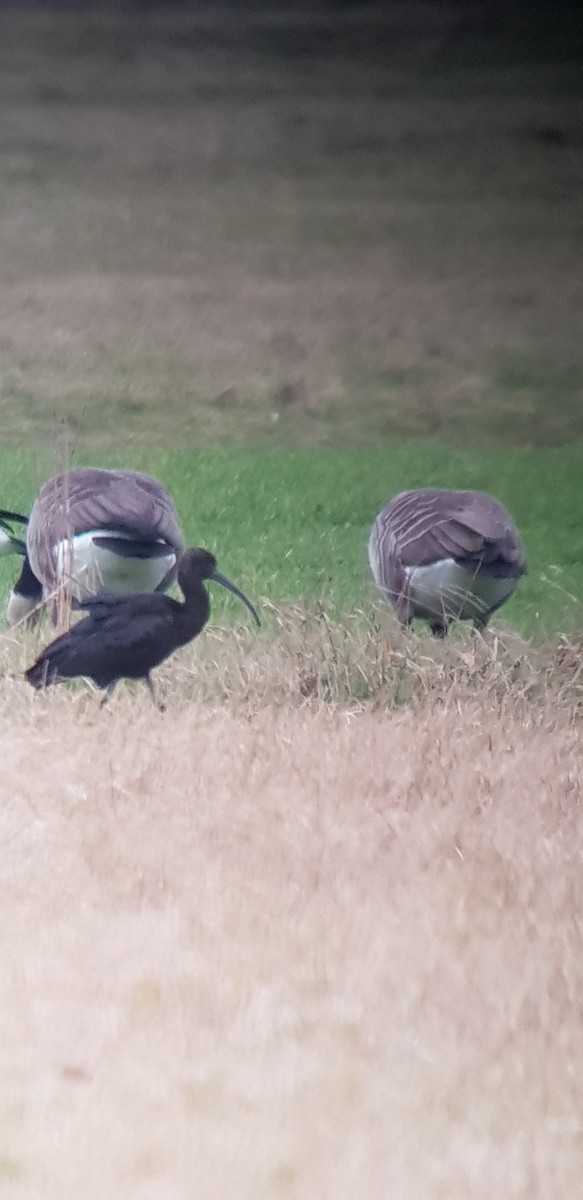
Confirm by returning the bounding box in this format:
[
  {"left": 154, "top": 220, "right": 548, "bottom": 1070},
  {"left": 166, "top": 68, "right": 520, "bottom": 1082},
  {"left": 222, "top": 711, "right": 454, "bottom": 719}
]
[
  {"left": 0, "top": 510, "right": 27, "bottom": 556},
  {"left": 5, "top": 467, "right": 184, "bottom": 625},
  {"left": 368, "top": 488, "right": 526, "bottom": 635},
  {"left": 25, "top": 547, "right": 260, "bottom": 707}
]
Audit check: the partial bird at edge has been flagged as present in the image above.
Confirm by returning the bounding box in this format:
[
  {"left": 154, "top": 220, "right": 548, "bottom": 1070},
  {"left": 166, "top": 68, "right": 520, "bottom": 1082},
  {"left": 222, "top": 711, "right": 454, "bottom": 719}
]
[
  {"left": 3, "top": 467, "right": 185, "bottom": 627},
  {"left": 0, "top": 507, "right": 28, "bottom": 556}
]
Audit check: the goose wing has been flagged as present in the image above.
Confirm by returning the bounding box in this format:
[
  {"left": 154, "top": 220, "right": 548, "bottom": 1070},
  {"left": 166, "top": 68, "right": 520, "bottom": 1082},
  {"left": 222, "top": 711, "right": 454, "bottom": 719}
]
[
  {"left": 28, "top": 469, "right": 184, "bottom": 586},
  {"left": 385, "top": 490, "right": 526, "bottom": 573}
]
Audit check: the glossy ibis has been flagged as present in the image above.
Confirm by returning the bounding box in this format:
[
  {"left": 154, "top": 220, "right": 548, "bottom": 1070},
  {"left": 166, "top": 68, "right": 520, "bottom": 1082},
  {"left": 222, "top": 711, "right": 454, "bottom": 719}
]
[
  {"left": 25, "top": 547, "right": 260, "bottom": 708},
  {"left": 368, "top": 488, "right": 526, "bottom": 636},
  {"left": 4, "top": 467, "right": 184, "bottom": 625}
]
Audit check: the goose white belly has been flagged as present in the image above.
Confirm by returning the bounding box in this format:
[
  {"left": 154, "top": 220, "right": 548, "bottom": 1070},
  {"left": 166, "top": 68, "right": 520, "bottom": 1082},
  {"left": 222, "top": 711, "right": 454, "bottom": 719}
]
[
  {"left": 54, "top": 530, "right": 177, "bottom": 599},
  {"left": 405, "top": 559, "right": 516, "bottom": 623}
]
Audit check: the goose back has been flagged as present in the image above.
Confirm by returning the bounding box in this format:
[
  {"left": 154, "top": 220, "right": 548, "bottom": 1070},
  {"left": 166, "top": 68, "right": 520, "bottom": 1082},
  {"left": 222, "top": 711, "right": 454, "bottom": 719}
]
[
  {"left": 27, "top": 468, "right": 184, "bottom": 592},
  {"left": 369, "top": 488, "right": 526, "bottom": 632}
]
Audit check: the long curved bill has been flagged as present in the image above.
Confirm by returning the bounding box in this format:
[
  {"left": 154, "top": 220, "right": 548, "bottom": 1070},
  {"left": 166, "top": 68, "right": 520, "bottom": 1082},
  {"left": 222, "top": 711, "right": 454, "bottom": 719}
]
[{"left": 210, "top": 568, "right": 261, "bottom": 627}]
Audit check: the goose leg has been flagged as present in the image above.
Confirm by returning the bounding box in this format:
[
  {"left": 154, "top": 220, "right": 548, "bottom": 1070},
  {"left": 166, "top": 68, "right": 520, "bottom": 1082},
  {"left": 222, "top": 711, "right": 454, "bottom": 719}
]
[
  {"left": 99, "top": 682, "right": 117, "bottom": 707},
  {"left": 429, "top": 618, "right": 449, "bottom": 638}
]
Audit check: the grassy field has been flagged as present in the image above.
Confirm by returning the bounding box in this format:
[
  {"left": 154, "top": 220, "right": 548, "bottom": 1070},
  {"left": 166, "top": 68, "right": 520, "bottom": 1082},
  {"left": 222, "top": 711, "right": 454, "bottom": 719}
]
[
  {"left": 0, "top": 442, "right": 582, "bottom": 638},
  {"left": 0, "top": 4, "right": 582, "bottom": 1197}
]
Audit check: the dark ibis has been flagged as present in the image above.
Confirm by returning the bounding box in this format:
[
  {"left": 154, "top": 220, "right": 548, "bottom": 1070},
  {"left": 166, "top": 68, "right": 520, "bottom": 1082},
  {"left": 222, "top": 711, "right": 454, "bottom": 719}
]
[
  {"left": 368, "top": 488, "right": 526, "bottom": 636},
  {"left": 25, "top": 547, "right": 260, "bottom": 708}
]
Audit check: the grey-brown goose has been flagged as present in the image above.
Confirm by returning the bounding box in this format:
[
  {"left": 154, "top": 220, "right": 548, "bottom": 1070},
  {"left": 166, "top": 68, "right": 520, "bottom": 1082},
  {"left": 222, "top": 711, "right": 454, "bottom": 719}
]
[
  {"left": 6, "top": 467, "right": 184, "bottom": 625},
  {"left": 368, "top": 488, "right": 526, "bottom": 636}
]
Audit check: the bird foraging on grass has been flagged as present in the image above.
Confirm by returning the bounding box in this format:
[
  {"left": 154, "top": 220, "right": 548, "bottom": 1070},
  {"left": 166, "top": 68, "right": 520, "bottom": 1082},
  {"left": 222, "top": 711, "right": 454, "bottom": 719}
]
[
  {"left": 368, "top": 488, "right": 526, "bottom": 636},
  {"left": 25, "top": 548, "right": 260, "bottom": 709}
]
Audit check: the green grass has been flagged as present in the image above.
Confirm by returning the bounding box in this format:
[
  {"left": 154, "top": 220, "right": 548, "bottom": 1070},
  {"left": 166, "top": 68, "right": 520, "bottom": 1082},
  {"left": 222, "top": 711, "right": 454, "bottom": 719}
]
[
  {"left": 1, "top": 442, "right": 581, "bottom": 639},
  {"left": 0, "top": 6, "right": 580, "bottom": 643}
]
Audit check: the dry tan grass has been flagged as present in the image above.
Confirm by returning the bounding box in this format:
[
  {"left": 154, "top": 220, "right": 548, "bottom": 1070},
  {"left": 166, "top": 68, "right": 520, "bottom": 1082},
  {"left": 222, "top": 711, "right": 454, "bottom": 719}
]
[
  {"left": 8, "top": 599, "right": 583, "bottom": 714},
  {"left": 0, "top": 618, "right": 582, "bottom": 1196}
]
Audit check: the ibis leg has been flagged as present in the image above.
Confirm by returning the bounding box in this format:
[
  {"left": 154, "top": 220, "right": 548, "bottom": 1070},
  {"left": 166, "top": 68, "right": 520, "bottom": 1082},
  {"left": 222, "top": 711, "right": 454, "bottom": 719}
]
[{"left": 145, "top": 674, "right": 166, "bottom": 712}]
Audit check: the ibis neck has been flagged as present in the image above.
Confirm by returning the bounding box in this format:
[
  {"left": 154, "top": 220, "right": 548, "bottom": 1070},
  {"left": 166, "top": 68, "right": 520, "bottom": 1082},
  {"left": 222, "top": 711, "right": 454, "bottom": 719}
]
[{"left": 176, "top": 582, "right": 210, "bottom": 643}]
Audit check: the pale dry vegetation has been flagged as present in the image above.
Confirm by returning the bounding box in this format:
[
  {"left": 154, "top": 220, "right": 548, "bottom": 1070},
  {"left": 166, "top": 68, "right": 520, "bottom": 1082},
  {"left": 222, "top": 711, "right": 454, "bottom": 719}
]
[{"left": 0, "top": 621, "right": 582, "bottom": 1197}]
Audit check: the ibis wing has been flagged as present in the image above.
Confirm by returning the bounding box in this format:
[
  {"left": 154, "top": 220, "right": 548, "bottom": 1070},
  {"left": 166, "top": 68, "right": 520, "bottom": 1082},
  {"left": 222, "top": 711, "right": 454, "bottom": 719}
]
[
  {"left": 28, "top": 596, "right": 178, "bottom": 686},
  {"left": 75, "top": 591, "right": 174, "bottom": 622}
]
